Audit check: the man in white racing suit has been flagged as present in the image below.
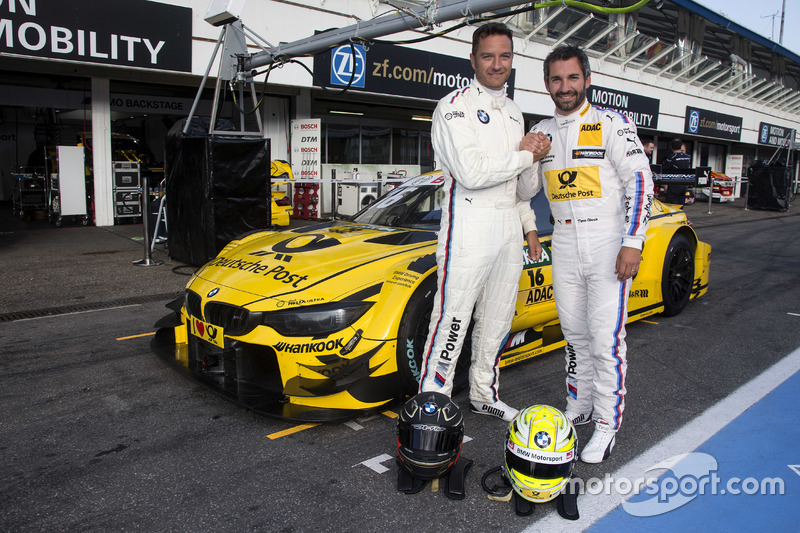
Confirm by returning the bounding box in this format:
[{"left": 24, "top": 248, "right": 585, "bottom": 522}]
[
  {"left": 524, "top": 45, "right": 653, "bottom": 461},
  {"left": 418, "top": 22, "right": 549, "bottom": 422}
]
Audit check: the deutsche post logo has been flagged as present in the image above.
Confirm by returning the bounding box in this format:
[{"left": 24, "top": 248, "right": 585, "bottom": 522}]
[{"left": 545, "top": 166, "right": 602, "bottom": 201}]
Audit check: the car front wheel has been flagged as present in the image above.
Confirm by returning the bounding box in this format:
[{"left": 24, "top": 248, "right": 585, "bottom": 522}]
[
  {"left": 661, "top": 233, "right": 695, "bottom": 316},
  {"left": 395, "top": 275, "right": 471, "bottom": 396}
]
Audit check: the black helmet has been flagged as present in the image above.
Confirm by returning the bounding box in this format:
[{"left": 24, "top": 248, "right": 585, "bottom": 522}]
[{"left": 397, "top": 392, "right": 464, "bottom": 480}]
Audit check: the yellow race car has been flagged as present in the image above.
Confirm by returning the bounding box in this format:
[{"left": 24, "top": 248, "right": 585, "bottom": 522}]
[{"left": 153, "top": 172, "right": 710, "bottom": 422}]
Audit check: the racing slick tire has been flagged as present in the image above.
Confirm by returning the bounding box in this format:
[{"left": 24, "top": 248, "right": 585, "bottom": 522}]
[
  {"left": 396, "top": 275, "right": 471, "bottom": 396},
  {"left": 661, "top": 232, "right": 695, "bottom": 317}
]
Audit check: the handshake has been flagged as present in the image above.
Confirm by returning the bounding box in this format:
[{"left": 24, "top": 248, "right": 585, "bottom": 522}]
[{"left": 520, "top": 131, "right": 551, "bottom": 162}]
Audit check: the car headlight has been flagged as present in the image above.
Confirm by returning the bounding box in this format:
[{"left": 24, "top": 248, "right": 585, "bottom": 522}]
[{"left": 260, "top": 302, "right": 374, "bottom": 336}]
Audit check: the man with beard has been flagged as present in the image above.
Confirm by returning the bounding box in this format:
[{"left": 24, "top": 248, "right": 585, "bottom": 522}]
[
  {"left": 418, "top": 22, "right": 550, "bottom": 422},
  {"left": 521, "top": 45, "right": 653, "bottom": 462}
]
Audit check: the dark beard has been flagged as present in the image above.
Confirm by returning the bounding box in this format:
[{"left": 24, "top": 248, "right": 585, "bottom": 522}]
[{"left": 553, "top": 87, "right": 586, "bottom": 114}]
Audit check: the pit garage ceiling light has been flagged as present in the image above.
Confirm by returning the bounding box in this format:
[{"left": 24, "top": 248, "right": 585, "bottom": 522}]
[
  {"left": 330, "top": 110, "right": 364, "bottom": 116},
  {"left": 411, "top": 115, "right": 432, "bottom": 122}
]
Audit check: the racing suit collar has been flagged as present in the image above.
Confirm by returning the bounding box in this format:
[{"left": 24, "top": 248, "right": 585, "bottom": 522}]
[
  {"left": 472, "top": 78, "right": 508, "bottom": 110},
  {"left": 554, "top": 100, "right": 591, "bottom": 128}
]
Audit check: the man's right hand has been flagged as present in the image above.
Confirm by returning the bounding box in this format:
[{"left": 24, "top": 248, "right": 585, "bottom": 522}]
[{"left": 520, "top": 132, "right": 551, "bottom": 161}]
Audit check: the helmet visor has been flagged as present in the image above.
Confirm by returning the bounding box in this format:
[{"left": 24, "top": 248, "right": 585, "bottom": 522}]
[
  {"left": 505, "top": 449, "right": 575, "bottom": 480},
  {"left": 398, "top": 424, "right": 463, "bottom": 453}
]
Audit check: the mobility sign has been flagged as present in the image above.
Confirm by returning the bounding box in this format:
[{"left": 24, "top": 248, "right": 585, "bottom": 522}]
[
  {"left": 758, "top": 122, "right": 795, "bottom": 147},
  {"left": 0, "top": 0, "right": 191, "bottom": 72},
  {"left": 588, "top": 85, "right": 660, "bottom": 129},
  {"left": 684, "top": 106, "right": 743, "bottom": 141},
  {"left": 313, "top": 41, "right": 515, "bottom": 100}
]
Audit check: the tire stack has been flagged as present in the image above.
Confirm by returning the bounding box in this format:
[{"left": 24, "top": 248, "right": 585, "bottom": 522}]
[{"left": 292, "top": 182, "right": 320, "bottom": 219}]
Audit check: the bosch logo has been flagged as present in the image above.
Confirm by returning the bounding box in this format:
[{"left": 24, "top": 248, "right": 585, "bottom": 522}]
[
  {"left": 331, "top": 44, "right": 366, "bottom": 88},
  {"left": 688, "top": 110, "right": 700, "bottom": 133}
]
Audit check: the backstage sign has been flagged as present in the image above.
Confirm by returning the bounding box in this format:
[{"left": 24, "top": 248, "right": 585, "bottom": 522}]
[
  {"left": 685, "top": 106, "right": 742, "bottom": 141},
  {"left": 758, "top": 121, "right": 795, "bottom": 147},
  {"left": 588, "top": 85, "right": 659, "bottom": 129},
  {"left": 0, "top": 0, "right": 191, "bottom": 72},
  {"left": 313, "top": 41, "right": 515, "bottom": 100}
]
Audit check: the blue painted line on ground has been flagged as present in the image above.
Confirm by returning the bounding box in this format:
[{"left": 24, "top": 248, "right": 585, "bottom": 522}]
[
  {"left": 524, "top": 346, "right": 800, "bottom": 532},
  {"left": 589, "top": 368, "right": 800, "bottom": 530}
]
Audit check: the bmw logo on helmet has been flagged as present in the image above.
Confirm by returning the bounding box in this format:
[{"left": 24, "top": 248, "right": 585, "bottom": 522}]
[
  {"left": 422, "top": 401, "right": 438, "bottom": 415},
  {"left": 534, "top": 430, "right": 552, "bottom": 448},
  {"left": 477, "top": 109, "right": 490, "bottom": 124}
]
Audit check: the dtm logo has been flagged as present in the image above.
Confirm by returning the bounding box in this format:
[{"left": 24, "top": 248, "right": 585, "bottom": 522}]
[
  {"left": 761, "top": 124, "right": 769, "bottom": 143},
  {"left": 331, "top": 44, "right": 366, "bottom": 88},
  {"left": 688, "top": 110, "right": 700, "bottom": 133},
  {"left": 423, "top": 401, "right": 438, "bottom": 415}
]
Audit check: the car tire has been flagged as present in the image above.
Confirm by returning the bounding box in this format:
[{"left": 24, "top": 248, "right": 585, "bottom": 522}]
[
  {"left": 396, "top": 275, "right": 471, "bottom": 396},
  {"left": 661, "top": 232, "right": 695, "bottom": 317}
]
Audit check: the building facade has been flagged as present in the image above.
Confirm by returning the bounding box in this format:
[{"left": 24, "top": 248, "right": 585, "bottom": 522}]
[{"left": 1, "top": 0, "right": 798, "bottom": 225}]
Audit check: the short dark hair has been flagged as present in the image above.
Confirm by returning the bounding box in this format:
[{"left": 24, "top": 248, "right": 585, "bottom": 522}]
[
  {"left": 543, "top": 45, "right": 591, "bottom": 80},
  {"left": 472, "top": 22, "right": 513, "bottom": 56},
  {"left": 670, "top": 138, "right": 684, "bottom": 151}
]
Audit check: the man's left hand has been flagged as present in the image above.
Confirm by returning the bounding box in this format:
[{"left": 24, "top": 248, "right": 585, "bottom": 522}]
[
  {"left": 615, "top": 246, "right": 641, "bottom": 281},
  {"left": 526, "top": 231, "right": 542, "bottom": 262}
]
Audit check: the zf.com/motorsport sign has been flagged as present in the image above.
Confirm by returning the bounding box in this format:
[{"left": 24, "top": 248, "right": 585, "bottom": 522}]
[
  {"left": 684, "top": 106, "right": 742, "bottom": 141},
  {"left": 0, "top": 0, "right": 192, "bottom": 72},
  {"left": 313, "top": 42, "right": 515, "bottom": 101}
]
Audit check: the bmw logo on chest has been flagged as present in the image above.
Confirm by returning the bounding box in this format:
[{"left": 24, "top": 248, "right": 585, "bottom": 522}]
[
  {"left": 477, "top": 109, "right": 490, "bottom": 124},
  {"left": 423, "top": 401, "right": 437, "bottom": 415}
]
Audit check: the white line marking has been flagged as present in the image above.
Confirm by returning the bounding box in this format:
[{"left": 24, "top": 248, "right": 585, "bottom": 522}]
[
  {"left": 344, "top": 421, "right": 364, "bottom": 431},
  {"left": 524, "top": 345, "right": 800, "bottom": 532},
  {"left": 788, "top": 313, "right": 800, "bottom": 317},
  {"left": 355, "top": 453, "right": 394, "bottom": 474}
]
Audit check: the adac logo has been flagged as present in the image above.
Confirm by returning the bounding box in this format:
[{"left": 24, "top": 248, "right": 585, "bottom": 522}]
[
  {"left": 331, "top": 44, "right": 366, "bottom": 88},
  {"left": 688, "top": 110, "right": 700, "bottom": 133},
  {"left": 578, "top": 122, "right": 602, "bottom": 146},
  {"left": 477, "top": 109, "right": 490, "bottom": 124},
  {"left": 760, "top": 124, "right": 769, "bottom": 143},
  {"left": 558, "top": 170, "right": 578, "bottom": 189}
]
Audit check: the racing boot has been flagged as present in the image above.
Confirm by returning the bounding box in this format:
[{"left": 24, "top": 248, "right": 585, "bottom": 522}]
[
  {"left": 564, "top": 410, "right": 592, "bottom": 427},
  {"left": 580, "top": 419, "right": 616, "bottom": 463},
  {"left": 470, "top": 399, "right": 518, "bottom": 422}
]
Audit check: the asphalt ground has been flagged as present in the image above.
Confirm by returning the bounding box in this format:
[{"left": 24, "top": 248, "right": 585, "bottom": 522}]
[{"left": 1, "top": 196, "right": 799, "bottom": 531}]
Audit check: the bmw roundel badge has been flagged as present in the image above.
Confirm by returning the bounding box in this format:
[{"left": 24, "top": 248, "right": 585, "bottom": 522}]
[
  {"left": 422, "top": 401, "right": 437, "bottom": 415},
  {"left": 207, "top": 288, "right": 220, "bottom": 297},
  {"left": 534, "top": 431, "right": 552, "bottom": 448},
  {"left": 477, "top": 109, "right": 490, "bottom": 124}
]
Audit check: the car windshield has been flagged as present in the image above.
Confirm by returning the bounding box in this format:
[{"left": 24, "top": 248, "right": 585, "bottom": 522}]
[{"left": 351, "top": 176, "right": 554, "bottom": 236}]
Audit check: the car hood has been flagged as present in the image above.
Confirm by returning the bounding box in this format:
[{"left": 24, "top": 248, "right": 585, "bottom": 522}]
[{"left": 188, "top": 221, "right": 437, "bottom": 309}]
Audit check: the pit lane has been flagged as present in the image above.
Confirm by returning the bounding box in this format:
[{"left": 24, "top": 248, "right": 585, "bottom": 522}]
[{"left": 2, "top": 212, "right": 800, "bottom": 532}]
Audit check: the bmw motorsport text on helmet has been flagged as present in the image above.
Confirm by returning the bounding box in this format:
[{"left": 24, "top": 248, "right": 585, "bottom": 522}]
[
  {"left": 505, "top": 405, "right": 577, "bottom": 503},
  {"left": 397, "top": 392, "right": 464, "bottom": 480}
]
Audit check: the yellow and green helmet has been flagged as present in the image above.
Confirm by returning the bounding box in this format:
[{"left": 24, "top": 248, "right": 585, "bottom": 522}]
[{"left": 504, "top": 404, "right": 577, "bottom": 503}]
